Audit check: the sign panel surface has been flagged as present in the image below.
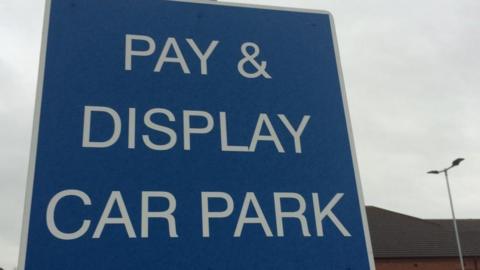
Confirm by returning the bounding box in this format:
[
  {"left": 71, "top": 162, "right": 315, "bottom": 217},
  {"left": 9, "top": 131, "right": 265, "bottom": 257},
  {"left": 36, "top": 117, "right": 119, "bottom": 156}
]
[{"left": 20, "top": 0, "right": 374, "bottom": 269}]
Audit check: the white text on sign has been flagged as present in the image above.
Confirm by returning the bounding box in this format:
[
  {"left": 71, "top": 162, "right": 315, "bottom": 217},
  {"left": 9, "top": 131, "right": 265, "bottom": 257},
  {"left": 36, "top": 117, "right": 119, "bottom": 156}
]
[
  {"left": 82, "top": 106, "right": 311, "bottom": 154},
  {"left": 125, "top": 34, "right": 272, "bottom": 79},
  {"left": 46, "top": 190, "right": 351, "bottom": 240}
]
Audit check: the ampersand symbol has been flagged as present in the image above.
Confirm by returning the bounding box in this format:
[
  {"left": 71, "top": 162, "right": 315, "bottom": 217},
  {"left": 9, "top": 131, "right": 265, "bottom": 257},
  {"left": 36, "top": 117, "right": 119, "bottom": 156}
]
[{"left": 237, "top": 42, "right": 272, "bottom": 79}]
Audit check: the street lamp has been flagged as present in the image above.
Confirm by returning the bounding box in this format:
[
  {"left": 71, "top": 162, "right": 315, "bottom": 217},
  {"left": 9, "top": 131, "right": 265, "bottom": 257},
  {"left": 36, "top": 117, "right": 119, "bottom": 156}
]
[{"left": 428, "top": 158, "right": 465, "bottom": 270}]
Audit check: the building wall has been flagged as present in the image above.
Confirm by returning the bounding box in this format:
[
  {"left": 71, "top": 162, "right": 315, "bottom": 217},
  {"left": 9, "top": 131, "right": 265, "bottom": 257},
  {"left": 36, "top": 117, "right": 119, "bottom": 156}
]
[{"left": 375, "top": 257, "right": 479, "bottom": 270}]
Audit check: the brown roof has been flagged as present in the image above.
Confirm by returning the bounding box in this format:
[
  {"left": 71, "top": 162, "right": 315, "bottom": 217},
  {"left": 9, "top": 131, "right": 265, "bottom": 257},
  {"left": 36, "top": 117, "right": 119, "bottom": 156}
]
[{"left": 366, "top": 206, "right": 480, "bottom": 258}]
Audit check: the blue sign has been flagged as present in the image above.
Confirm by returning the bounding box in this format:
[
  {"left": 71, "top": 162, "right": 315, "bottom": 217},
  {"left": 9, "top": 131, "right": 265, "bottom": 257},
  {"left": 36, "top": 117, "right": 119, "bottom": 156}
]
[{"left": 19, "top": 0, "right": 374, "bottom": 269}]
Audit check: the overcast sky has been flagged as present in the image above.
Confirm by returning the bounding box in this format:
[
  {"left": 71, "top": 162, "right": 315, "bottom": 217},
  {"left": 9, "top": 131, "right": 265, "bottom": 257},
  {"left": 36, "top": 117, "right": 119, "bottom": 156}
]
[{"left": 0, "top": 0, "right": 479, "bottom": 268}]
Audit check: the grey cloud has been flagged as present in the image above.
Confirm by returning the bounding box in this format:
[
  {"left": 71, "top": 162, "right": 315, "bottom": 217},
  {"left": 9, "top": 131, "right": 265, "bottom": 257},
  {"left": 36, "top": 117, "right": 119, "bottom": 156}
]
[{"left": 0, "top": 0, "right": 43, "bottom": 268}]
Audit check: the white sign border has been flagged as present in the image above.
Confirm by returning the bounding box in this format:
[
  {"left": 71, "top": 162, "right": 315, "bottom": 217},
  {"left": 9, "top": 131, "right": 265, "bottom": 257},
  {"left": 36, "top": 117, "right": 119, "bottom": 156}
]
[
  {"left": 329, "top": 9, "right": 377, "bottom": 270},
  {"left": 18, "top": 0, "right": 52, "bottom": 268},
  {"left": 18, "top": 1, "right": 376, "bottom": 269}
]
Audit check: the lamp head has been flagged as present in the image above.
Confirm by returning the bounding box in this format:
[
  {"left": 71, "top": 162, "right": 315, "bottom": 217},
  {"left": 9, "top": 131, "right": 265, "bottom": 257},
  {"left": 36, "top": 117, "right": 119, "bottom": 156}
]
[
  {"left": 451, "top": 158, "right": 465, "bottom": 167},
  {"left": 427, "top": 170, "right": 440, "bottom": 174}
]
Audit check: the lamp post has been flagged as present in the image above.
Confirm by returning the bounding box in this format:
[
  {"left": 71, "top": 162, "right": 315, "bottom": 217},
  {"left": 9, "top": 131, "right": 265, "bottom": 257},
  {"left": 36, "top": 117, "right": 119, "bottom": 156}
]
[{"left": 428, "top": 158, "right": 465, "bottom": 270}]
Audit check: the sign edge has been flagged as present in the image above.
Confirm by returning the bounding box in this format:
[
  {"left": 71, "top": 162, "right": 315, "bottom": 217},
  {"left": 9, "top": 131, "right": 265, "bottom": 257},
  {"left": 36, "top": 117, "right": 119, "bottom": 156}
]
[
  {"left": 328, "top": 13, "right": 377, "bottom": 270},
  {"left": 169, "top": 0, "right": 333, "bottom": 16},
  {"left": 17, "top": 0, "right": 53, "bottom": 269}
]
